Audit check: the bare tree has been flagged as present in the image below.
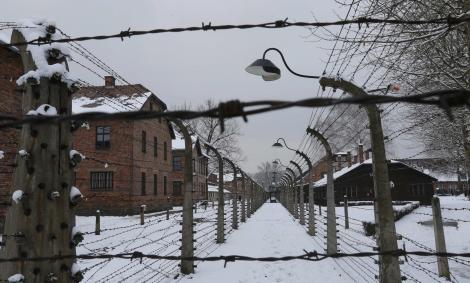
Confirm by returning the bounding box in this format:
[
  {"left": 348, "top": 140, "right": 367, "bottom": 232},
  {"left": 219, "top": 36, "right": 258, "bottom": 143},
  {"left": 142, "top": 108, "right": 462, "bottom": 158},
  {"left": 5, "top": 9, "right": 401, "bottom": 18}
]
[
  {"left": 315, "top": 0, "right": 470, "bottom": 178},
  {"left": 253, "top": 161, "right": 284, "bottom": 191},
  {"left": 186, "top": 99, "right": 244, "bottom": 163}
]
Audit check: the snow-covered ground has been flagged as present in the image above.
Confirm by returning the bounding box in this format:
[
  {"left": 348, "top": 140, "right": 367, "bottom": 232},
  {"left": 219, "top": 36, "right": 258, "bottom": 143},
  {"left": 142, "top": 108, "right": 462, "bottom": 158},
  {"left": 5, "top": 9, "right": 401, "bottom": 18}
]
[
  {"left": 74, "top": 196, "right": 470, "bottom": 282},
  {"left": 178, "top": 202, "right": 353, "bottom": 283},
  {"left": 76, "top": 202, "right": 231, "bottom": 282}
]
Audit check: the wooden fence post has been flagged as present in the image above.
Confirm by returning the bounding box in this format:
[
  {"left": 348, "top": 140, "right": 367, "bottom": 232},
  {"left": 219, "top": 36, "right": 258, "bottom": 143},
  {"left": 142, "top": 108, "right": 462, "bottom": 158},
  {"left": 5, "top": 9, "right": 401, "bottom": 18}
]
[{"left": 1, "top": 26, "right": 80, "bottom": 282}]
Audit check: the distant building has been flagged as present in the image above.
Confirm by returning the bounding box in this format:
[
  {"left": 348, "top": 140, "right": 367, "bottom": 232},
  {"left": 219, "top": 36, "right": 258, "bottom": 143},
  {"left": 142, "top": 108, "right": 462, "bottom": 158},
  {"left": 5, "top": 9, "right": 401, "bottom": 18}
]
[
  {"left": 171, "top": 132, "right": 209, "bottom": 205},
  {"left": 72, "top": 76, "right": 176, "bottom": 215},
  {"left": 313, "top": 159, "right": 437, "bottom": 205},
  {"left": 397, "top": 158, "right": 468, "bottom": 195}
]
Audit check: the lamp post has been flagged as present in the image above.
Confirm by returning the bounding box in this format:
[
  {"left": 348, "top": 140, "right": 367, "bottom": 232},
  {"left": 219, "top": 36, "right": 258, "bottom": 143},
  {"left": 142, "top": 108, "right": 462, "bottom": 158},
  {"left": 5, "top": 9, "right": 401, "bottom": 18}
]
[
  {"left": 247, "top": 47, "right": 401, "bottom": 283},
  {"left": 289, "top": 160, "right": 303, "bottom": 221},
  {"left": 272, "top": 138, "right": 312, "bottom": 226},
  {"left": 306, "top": 127, "right": 337, "bottom": 254},
  {"left": 286, "top": 167, "right": 297, "bottom": 214},
  {"left": 204, "top": 143, "right": 225, "bottom": 244},
  {"left": 223, "top": 157, "right": 238, "bottom": 230}
]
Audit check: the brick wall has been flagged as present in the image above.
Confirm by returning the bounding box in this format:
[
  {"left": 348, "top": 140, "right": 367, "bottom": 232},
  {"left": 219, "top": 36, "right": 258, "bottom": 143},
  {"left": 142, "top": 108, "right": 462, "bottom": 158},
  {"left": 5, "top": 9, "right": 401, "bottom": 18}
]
[
  {"left": 171, "top": 148, "right": 208, "bottom": 205},
  {"left": 0, "top": 46, "right": 23, "bottom": 230},
  {"left": 131, "top": 98, "right": 174, "bottom": 211}
]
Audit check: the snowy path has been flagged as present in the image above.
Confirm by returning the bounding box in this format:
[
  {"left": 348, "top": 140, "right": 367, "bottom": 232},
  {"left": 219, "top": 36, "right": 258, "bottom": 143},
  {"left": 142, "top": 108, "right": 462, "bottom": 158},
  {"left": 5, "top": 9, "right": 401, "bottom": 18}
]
[{"left": 178, "top": 203, "right": 353, "bottom": 283}]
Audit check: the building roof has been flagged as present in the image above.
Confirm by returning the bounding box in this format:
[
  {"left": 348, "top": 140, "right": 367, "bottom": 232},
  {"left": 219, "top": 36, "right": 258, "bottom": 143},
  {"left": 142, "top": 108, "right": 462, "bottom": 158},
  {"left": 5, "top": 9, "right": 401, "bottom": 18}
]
[
  {"left": 73, "top": 84, "right": 167, "bottom": 113},
  {"left": 423, "top": 169, "right": 460, "bottom": 182},
  {"left": 313, "top": 158, "right": 436, "bottom": 188},
  {"left": 73, "top": 84, "right": 175, "bottom": 139}
]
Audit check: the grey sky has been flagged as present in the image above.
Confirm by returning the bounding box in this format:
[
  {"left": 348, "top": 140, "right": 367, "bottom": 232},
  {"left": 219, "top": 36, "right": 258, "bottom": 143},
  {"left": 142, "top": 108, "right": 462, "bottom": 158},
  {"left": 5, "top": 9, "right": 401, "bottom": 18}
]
[{"left": 3, "top": 0, "right": 421, "bottom": 173}]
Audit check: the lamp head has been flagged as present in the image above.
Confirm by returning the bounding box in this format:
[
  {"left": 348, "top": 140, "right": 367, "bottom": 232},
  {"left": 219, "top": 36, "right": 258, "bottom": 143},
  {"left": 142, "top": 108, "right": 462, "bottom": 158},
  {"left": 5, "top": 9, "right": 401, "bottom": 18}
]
[
  {"left": 245, "top": 59, "right": 281, "bottom": 81},
  {"left": 272, "top": 142, "right": 283, "bottom": 148}
]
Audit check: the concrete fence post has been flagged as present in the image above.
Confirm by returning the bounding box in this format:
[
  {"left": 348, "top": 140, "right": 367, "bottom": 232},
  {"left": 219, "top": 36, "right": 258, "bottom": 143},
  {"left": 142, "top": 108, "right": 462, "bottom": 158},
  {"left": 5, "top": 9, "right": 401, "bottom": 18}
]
[
  {"left": 95, "top": 210, "right": 101, "bottom": 235},
  {"left": 344, "top": 196, "right": 349, "bottom": 229},
  {"left": 432, "top": 197, "right": 451, "bottom": 280}
]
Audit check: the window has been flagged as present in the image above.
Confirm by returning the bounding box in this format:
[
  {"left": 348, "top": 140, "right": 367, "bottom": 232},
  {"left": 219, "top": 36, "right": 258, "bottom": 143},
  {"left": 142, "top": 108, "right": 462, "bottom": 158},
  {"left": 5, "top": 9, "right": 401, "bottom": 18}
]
[
  {"left": 173, "top": 156, "right": 183, "bottom": 171},
  {"left": 96, "top": 126, "right": 111, "bottom": 149},
  {"left": 192, "top": 159, "right": 196, "bottom": 173},
  {"left": 142, "top": 131, "right": 147, "bottom": 153},
  {"left": 141, "top": 172, "right": 146, "bottom": 195},
  {"left": 173, "top": 181, "right": 183, "bottom": 196},
  {"left": 164, "top": 142, "right": 168, "bottom": 161},
  {"left": 149, "top": 103, "right": 153, "bottom": 111},
  {"left": 90, "top": 172, "right": 113, "bottom": 190},
  {"left": 153, "top": 174, "right": 158, "bottom": 195},
  {"left": 164, "top": 176, "right": 168, "bottom": 195},
  {"left": 153, "top": 137, "right": 158, "bottom": 157}
]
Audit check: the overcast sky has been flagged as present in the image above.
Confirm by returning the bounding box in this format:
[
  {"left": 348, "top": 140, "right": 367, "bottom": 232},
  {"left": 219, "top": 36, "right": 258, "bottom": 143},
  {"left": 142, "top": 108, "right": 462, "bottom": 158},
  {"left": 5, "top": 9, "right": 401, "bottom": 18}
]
[{"left": 3, "top": 0, "right": 422, "bottom": 173}]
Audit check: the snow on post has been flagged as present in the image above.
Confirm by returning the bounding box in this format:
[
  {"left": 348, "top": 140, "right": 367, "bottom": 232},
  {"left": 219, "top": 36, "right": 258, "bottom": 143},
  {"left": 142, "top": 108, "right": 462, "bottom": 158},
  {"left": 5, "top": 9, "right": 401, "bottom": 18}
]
[
  {"left": 26, "top": 104, "right": 58, "bottom": 116},
  {"left": 15, "top": 19, "right": 76, "bottom": 89},
  {"left": 69, "top": 149, "right": 85, "bottom": 167},
  {"left": 7, "top": 274, "right": 24, "bottom": 283},
  {"left": 18, "top": 149, "right": 28, "bottom": 159},
  {"left": 69, "top": 186, "right": 83, "bottom": 205},
  {"left": 71, "top": 226, "right": 84, "bottom": 246},
  {"left": 0, "top": 150, "right": 4, "bottom": 159},
  {"left": 11, "top": 190, "right": 24, "bottom": 204},
  {"left": 70, "top": 263, "right": 84, "bottom": 281}
]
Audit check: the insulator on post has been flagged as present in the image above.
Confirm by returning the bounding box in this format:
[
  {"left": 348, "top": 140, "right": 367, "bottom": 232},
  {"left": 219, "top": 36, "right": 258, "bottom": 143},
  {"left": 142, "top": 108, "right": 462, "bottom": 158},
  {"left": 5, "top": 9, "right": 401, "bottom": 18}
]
[{"left": 48, "top": 191, "right": 60, "bottom": 200}]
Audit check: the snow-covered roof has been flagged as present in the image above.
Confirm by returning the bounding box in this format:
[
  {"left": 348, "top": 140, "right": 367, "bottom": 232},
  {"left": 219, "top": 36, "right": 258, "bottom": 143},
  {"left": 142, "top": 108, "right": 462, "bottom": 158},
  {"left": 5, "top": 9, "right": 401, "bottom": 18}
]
[
  {"left": 72, "top": 92, "right": 152, "bottom": 114},
  {"left": 314, "top": 159, "right": 407, "bottom": 187},
  {"left": 423, "top": 169, "right": 459, "bottom": 182},
  {"left": 208, "top": 185, "right": 230, "bottom": 193}
]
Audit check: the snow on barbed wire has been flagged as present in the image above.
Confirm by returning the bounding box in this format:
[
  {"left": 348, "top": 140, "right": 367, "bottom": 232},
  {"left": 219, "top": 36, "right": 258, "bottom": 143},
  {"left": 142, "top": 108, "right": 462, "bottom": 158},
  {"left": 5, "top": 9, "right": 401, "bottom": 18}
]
[
  {"left": 14, "top": 19, "right": 77, "bottom": 88},
  {"left": 11, "top": 190, "right": 24, "bottom": 204},
  {"left": 26, "top": 104, "right": 58, "bottom": 116}
]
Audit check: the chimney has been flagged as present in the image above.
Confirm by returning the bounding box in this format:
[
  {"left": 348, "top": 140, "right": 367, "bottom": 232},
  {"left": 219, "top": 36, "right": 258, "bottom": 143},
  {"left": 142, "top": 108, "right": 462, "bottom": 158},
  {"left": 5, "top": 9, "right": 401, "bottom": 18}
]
[
  {"left": 336, "top": 154, "right": 342, "bottom": 171},
  {"left": 105, "top": 76, "right": 116, "bottom": 87},
  {"left": 358, "top": 143, "right": 364, "bottom": 163},
  {"left": 364, "top": 149, "right": 370, "bottom": 160},
  {"left": 347, "top": 151, "right": 352, "bottom": 167}
]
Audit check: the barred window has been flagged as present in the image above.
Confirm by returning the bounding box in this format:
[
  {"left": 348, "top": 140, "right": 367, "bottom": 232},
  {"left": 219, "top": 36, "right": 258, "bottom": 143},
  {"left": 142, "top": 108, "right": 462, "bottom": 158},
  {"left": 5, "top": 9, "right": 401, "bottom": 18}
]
[{"left": 90, "top": 171, "right": 113, "bottom": 190}]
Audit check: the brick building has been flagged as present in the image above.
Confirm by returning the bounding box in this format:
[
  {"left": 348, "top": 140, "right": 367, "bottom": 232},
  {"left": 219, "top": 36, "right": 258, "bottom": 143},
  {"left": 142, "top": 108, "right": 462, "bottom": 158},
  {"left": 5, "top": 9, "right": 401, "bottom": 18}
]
[
  {"left": 0, "top": 37, "right": 23, "bottom": 230},
  {"left": 72, "top": 77, "right": 176, "bottom": 215},
  {"left": 171, "top": 133, "right": 208, "bottom": 205}
]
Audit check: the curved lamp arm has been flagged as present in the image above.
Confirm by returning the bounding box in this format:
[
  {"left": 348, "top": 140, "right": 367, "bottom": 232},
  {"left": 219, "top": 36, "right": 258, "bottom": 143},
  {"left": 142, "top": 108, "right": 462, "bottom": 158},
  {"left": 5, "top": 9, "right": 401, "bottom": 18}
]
[{"left": 263, "top": 48, "right": 320, "bottom": 79}]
